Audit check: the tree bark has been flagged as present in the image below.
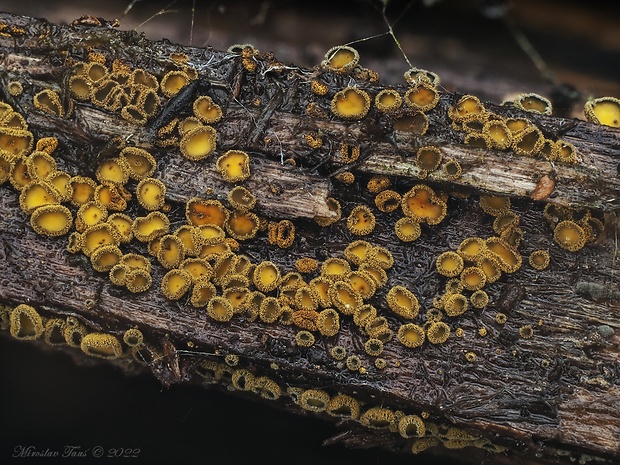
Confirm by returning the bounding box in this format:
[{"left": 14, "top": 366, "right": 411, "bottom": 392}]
[{"left": 1, "top": 11, "right": 619, "bottom": 465}]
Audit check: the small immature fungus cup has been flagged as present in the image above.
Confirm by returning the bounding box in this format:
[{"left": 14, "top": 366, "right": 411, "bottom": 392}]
[
  {"left": 426, "top": 321, "right": 450, "bottom": 344},
  {"left": 415, "top": 146, "right": 442, "bottom": 171},
  {"left": 529, "top": 249, "right": 551, "bottom": 270},
  {"left": 331, "top": 87, "right": 371, "bottom": 120}
]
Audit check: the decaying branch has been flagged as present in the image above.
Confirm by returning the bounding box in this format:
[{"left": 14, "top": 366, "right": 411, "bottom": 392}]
[{"left": 1, "top": 11, "right": 619, "bottom": 465}]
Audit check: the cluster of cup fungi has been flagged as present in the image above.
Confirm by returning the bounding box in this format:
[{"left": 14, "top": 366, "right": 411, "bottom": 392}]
[{"left": 0, "top": 36, "right": 617, "bottom": 456}]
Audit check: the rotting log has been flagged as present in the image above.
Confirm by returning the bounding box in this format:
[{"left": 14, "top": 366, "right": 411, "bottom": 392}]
[{"left": 0, "top": 11, "right": 619, "bottom": 465}]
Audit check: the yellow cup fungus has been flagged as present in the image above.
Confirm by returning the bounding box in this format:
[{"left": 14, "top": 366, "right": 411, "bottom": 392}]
[
  {"left": 475, "top": 253, "right": 503, "bottom": 283},
  {"left": 227, "top": 185, "right": 256, "bottom": 211},
  {"left": 435, "top": 251, "right": 464, "bottom": 277},
  {"left": 401, "top": 184, "right": 447, "bottom": 225},
  {"left": 160, "top": 70, "right": 190, "bottom": 98},
  {"left": 584, "top": 96, "right": 620, "bottom": 127},
  {"left": 161, "top": 269, "right": 192, "bottom": 300},
  {"left": 331, "top": 87, "right": 371, "bottom": 120},
  {"left": 193, "top": 95, "right": 223, "bottom": 124},
  {"left": 479, "top": 195, "right": 510, "bottom": 216},
  {"left": 216, "top": 150, "right": 251, "bottom": 183},
  {"left": 180, "top": 125, "right": 217, "bottom": 161},
  {"left": 470, "top": 289, "right": 489, "bottom": 309},
  {"left": 44, "top": 318, "right": 66, "bottom": 346},
  {"left": 397, "top": 323, "right": 425, "bottom": 348},
  {"left": 126, "top": 268, "right": 153, "bottom": 293},
  {"left": 360, "top": 407, "right": 396, "bottom": 430},
  {"left": 259, "top": 296, "right": 283, "bottom": 323},
  {"left": 309, "top": 276, "right": 332, "bottom": 308},
  {"left": 25, "top": 151, "right": 56, "bottom": 180},
  {"left": 329, "top": 281, "right": 363, "bottom": 315},
  {"left": 317, "top": 308, "right": 340, "bottom": 336},
  {"left": 19, "top": 180, "right": 60, "bottom": 214},
  {"left": 47, "top": 171, "right": 72, "bottom": 201},
  {"left": 108, "top": 213, "right": 134, "bottom": 243},
  {"left": 327, "top": 394, "right": 360, "bottom": 420},
  {"left": 404, "top": 83, "right": 439, "bottom": 112},
  {"left": 460, "top": 266, "right": 487, "bottom": 291},
  {"left": 449, "top": 95, "right": 485, "bottom": 121},
  {"left": 70, "top": 176, "right": 97, "bottom": 206},
  {"left": 321, "top": 257, "right": 351, "bottom": 281},
  {"left": 519, "top": 324, "right": 534, "bottom": 339},
  {"left": 7, "top": 80, "right": 23, "bottom": 96},
  {"left": 30, "top": 204, "right": 73, "bottom": 236},
  {"left": 514, "top": 93, "right": 552, "bottom": 115},
  {"left": 267, "top": 219, "right": 295, "bottom": 248},
  {"left": 443, "top": 293, "right": 469, "bottom": 317},
  {"left": 9, "top": 158, "right": 32, "bottom": 190},
  {"left": 426, "top": 321, "right": 450, "bottom": 344},
  {"left": 330, "top": 345, "right": 347, "bottom": 361},
  {"left": 190, "top": 280, "right": 217, "bottom": 307},
  {"left": 80, "top": 333, "right": 123, "bottom": 359},
  {"left": 399, "top": 415, "right": 426, "bottom": 439},
  {"left": 343, "top": 240, "right": 372, "bottom": 265},
  {"left": 133, "top": 211, "right": 170, "bottom": 242},
  {"left": 348, "top": 271, "right": 377, "bottom": 299},
  {"left": 415, "top": 146, "right": 442, "bottom": 172},
  {"left": 375, "top": 89, "right": 402, "bottom": 113},
  {"left": 76, "top": 201, "right": 107, "bottom": 232},
  {"left": 364, "top": 338, "right": 384, "bottom": 356},
  {"left": 33, "top": 89, "right": 64, "bottom": 117},
  {"left": 483, "top": 119, "right": 512, "bottom": 150},
  {"left": 81, "top": 223, "right": 120, "bottom": 256},
  {"left": 314, "top": 197, "right": 341, "bottom": 227},
  {"left": 322, "top": 45, "right": 360, "bottom": 73},
  {"left": 553, "top": 220, "right": 587, "bottom": 252},
  {"left": 485, "top": 237, "right": 522, "bottom": 273},
  {"left": 386, "top": 285, "right": 419, "bottom": 319},
  {"left": 136, "top": 177, "right": 166, "bottom": 211},
  {"left": 345, "top": 355, "right": 362, "bottom": 371},
  {"left": 252, "top": 260, "right": 281, "bottom": 293},
  {"left": 295, "top": 329, "right": 316, "bottom": 347},
  {"left": 346, "top": 205, "right": 376, "bottom": 236},
  {"left": 374, "top": 189, "right": 401, "bottom": 213},
  {"left": 512, "top": 125, "right": 543, "bottom": 156},
  {"left": 90, "top": 244, "right": 122, "bottom": 272},
  {"left": 180, "top": 258, "right": 213, "bottom": 283},
  {"left": 394, "top": 217, "right": 422, "bottom": 242},
  {"left": 123, "top": 327, "right": 144, "bottom": 347},
  {"left": 10, "top": 304, "right": 44, "bottom": 340},
  {"left": 120, "top": 147, "right": 156, "bottom": 180},
  {"left": 156, "top": 234, "right": 185, "bottom": 269},
  {"left": 358, "top": 262, "right": 388, "bottom": 289},
  {"left": 95, "top": 157, "right": 130, "bottom": 185},
  {"left": 310, "top": 79, "right": 328, "bottom": 96},
  {"left": 457, "top": 237, "right": 486, "bottom": 261}
]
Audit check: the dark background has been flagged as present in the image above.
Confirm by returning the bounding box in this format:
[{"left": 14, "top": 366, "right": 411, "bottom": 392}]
[{"left": 1, "top": 1, "right": 618, "bottom": 464}]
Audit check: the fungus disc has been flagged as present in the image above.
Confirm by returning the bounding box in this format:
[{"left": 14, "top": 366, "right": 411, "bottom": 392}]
[{"left": 30, "top": 205, "right": 73, "bottom": 236}]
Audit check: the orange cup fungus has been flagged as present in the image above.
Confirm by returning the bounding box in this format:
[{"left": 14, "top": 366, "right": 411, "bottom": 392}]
[
  {"left": 404, "top": 83, "right": 439, "bottom": 112},
  {"left": 401, "top": 184, "right": 447, "bottom": 225}
]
